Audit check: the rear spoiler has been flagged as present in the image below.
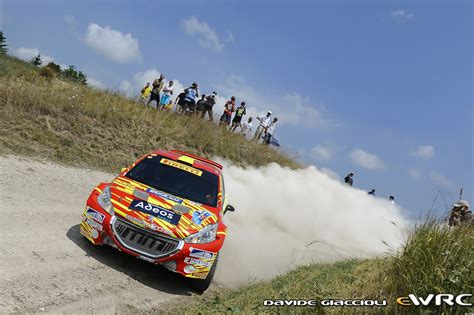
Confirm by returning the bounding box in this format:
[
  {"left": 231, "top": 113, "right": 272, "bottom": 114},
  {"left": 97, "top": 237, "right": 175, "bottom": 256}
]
[{"left": 171, "top": 150, "right": 223, "bottom": 170}]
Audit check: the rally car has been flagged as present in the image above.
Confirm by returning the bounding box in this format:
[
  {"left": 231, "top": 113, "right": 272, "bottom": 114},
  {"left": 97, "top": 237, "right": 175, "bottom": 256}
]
[{"left": 79, "top": 150, "right": 234, "bottom": 292}]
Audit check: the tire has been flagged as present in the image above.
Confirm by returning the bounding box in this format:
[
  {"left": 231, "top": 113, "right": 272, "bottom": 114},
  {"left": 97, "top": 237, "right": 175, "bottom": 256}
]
[{"left": 190, "top": 253, "right": 219, "bottom": 293}]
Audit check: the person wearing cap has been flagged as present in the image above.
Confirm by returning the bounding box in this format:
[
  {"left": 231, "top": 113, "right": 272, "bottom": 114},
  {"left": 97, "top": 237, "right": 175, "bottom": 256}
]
[
  {"left": 253, "top": 111, "right": 272, "bottom": 140},
  {"left": 147, "top": 74, "right": 165, "bottom": 108},
  {"left": 183, "top": 82, "right": 199, "bottom": 113},
  {"left": 448, "top": 200, "right": 472, "bottom": 226},
  {"left": 231, "top": 101, "right": 247, "bottom": 131},
  {"left": 344, "top": 172, "right": 354, "bottom": 186},
  {"left": 220, "top": 96, "right": 236, "bottom": 126},
  {"left": 263, "top": 117, "right": 278, "bottom": 145}
]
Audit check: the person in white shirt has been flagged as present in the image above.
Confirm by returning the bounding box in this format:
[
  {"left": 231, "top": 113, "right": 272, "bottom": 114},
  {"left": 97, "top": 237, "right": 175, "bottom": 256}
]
[
  {"left": 253, "top": 111, "right": 272, "bottom": 140},
  {"left": 263, "top": 117, "right": 278, "bottom": 145},
  {"left": 159, "top": 81, "right": 174, "bottom": 110},
  {"left": 239, "top": 117, "right": 253, "bottom": 136}
]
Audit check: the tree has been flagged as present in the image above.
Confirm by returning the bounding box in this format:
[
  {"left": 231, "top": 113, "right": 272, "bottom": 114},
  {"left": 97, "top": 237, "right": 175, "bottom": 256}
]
[
  {"left": 45, "top": 61, "right": 62, "bottom": 74},
  {"left": 62, "top": 65, "right": 87, "bottom": 85},
  {"left": 0, "top": 31, "right": 7, "bottom": 53},
  {"left": 31, "top": 54, "right": 42, "bottom": 66}
]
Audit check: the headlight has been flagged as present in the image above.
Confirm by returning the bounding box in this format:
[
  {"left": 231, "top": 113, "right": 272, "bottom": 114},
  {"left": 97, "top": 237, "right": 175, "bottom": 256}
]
[
  {"left": 185, "top": 223, "right": 218, "bottom": 244},
  {"left": 97, "top": 186, "right": 114, "bottom": 214}
]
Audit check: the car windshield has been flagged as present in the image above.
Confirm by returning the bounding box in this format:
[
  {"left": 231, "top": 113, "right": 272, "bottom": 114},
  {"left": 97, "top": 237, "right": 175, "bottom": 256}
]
[{"left": 125, "top": 155, "right": 219, "bottom": 207}]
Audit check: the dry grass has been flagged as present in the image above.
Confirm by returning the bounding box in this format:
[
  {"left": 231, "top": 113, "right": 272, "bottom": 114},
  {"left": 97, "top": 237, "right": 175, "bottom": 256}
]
[{"left": 0, "top": 54, "right": 299, "bottom": 172}]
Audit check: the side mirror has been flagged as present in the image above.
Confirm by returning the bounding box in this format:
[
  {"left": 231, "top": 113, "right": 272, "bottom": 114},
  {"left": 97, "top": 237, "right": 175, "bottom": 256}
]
[{"left": 224, "top": 205, "right": 235, "bottom": 215}]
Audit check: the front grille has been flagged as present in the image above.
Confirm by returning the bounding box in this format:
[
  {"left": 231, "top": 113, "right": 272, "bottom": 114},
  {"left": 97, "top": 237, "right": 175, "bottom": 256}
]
[{"left": 112, "top": 217, "right": 181, "bottom": 258}]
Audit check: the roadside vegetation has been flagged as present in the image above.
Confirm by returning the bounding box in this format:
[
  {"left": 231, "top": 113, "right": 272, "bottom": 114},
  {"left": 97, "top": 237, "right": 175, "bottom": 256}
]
[
  {"left": 0, "top": 54, "right": 299, "bottom": 173},
  {"left": 1, "top": 53, "right": 471, "bottom": 314},
  {"left": 174, "top": 218, "right": 473, "bottom": 314}
]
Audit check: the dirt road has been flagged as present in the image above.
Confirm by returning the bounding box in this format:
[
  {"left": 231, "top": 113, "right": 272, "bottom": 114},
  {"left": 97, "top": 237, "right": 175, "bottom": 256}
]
[{"left": 0, "top": 156, "right": 195, "bottom": 314}]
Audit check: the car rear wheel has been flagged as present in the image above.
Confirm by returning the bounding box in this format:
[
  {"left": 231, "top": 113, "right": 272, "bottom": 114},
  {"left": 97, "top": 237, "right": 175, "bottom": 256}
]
[{"left": 190, "top": 253, "right": 219, "bottom": 293}]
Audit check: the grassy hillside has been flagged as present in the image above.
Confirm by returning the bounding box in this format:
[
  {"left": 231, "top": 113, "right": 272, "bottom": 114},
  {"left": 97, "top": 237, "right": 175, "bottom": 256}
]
[{"left": 0, "top": 54, "right": 299, "bottom": 172}]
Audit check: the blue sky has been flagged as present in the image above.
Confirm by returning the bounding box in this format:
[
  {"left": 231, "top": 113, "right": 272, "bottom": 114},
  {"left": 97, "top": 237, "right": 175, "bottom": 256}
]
[{"left": 1, "top": 0, "right": 472, "bottom": 217}]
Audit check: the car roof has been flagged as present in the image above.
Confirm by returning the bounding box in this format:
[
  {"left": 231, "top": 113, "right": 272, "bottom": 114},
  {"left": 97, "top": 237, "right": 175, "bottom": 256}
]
[{"left": 152, "top": 150, "right": 223, "bottom": 176}]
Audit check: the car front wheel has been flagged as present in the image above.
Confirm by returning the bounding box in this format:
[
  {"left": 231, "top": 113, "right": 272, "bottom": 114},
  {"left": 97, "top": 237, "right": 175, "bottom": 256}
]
[{"left": 190, "top": 253, "right": 219, "bottom": 293}]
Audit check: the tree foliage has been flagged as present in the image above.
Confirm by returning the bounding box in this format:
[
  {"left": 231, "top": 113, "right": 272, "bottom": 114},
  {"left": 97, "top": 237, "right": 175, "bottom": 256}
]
[
  {"left": 31, "top": 54, "right": 42, "bottom": 66},
  {"left": 62, "top": 65, "right": 87, "bottom": 85},
  {"left": 0, "top": 31, "right": 7, "bottom": 53}
]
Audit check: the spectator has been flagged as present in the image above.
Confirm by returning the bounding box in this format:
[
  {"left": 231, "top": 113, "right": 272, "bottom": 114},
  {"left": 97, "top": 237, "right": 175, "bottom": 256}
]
[
  {"left": 253, "top": 111, "right": 272, "bottom": 140},
  {"left": 263, "top": 117, "right": 278, "bottom": 145},
  {"left": 201, "top": 92, "right": 217, "bottom": 121},
  {"left": 389, "top": 196, "right": 395, "bottom": 204},
  {"left": 239, "top": 117, "right": 253, "bottom": 136},
  {"left": 183, "top": 82, "right": 199, "bottom": 113},
  {"left": 448, "top": 200, "right": 472, "bottom": 226},
  {"left": 175, "top": 91, "right": 187, "bottom": 114},
  {"left": 220, "top": 96, "right": 236, "bottom": 126},
  {"left": 344, "top": 172, "right": 354, "bottom": 186},
  {"left": 147, "top": 74, "right": 165, "bottom": 108},
  {"left": 159, "top": 80, "right": 174, "bottom": 110},
  {"left": 231, "top": 101, "right": 247, "bottom": 132},
  {"left": 196, "top": 94, "right": 207, "bottom": 116},
  {"left": 140, "top": 82, "right": 152, "bottom": 104},
  {"left": 368, "top": 189, "right": 376, "bottom": 196}
]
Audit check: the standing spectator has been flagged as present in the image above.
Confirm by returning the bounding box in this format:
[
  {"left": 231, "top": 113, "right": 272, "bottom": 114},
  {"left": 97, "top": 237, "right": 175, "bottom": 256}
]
[
  {"left": 389, "top": 196, "right": 395, "bottom": 204},
  {"left": 175, "top": 91, "right": 187, "bottom": 114},
  {"left": 201, "top": 92, "right": 217, "bottom": 121},
  {"left": 230, "top": 102, "right": 247, "bottom": 131},
  {"left": 239, "top": 117, "right": 253, "bottom": 136},
  {"left": 140, "top": 82, "right": 152, "bottom": 104},
  {"left": 196, "top": 94, "right": 207, "bottom": 116},
  {"left": 147, "top": 74, "right": 165, "bottom": 108},
  {"left": 183, "top": 82, "right": 199, "bottom": 113},
  {"left": 344, "top": 172, "right": 354, "bottom": 186},
  {"left": 253, "top": 111, "right": 272, "bottom": 140},
  {"left": 159, "top": 80, "right": 174, "bottom": 110},
  {"left": 220, "top": 96, "right": 236, "bottom": 126},
  {"left": 263, "top": 117, "right": 278, "bottom": 145},
  {"left": 368, "top": 189, "right": 376, "bottom": 196}
]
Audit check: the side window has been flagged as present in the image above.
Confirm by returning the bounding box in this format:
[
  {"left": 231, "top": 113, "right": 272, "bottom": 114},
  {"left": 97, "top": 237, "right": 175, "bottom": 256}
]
[{"left": 220, "top": 175, "right": 226, "bottom": 211}]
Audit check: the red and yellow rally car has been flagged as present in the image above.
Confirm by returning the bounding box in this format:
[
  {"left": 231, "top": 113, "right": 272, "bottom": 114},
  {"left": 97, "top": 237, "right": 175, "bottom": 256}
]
[{"left": 80, "top": 150, "right": 235, "bottom": 292}]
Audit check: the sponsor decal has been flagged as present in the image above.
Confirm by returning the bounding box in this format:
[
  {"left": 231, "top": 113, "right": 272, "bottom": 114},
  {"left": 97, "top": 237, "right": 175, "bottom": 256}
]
[
  {"left": 189, "top": 248, "right": 215, "bottom": 260},
  {"left": 86, "top": 208, "right": 105, "bottom": 223},
  {"left": 160, "top": 158, "right": 203, "bottom": 176},
  {"left": 190, "top": 272, "right": 207, "bottom": 279},
  {"left": 184, "top": 257, "right": 211, "bottom": 268},
  {"left": 397, "top": 294, "right": 472, "bottom": 307},
  {"left": 129, "top": 200, "right": 181, "bottom": 225},
  {"left": 82, "top": 216, "right": 103, "bottom": 231},
  {"left": 90, "top": 228, "right": 99, "bottom": 239},
  {"left": 138, "top": 255, "right": 155, "bottom": 263},
  {"left": 146, "top": 188, "right": 183, "bottom": 204},
  {"left": 191, "top": 210, "right": 211, "bottom": 225},
  {"left": 125, "top": 214, "right": 173, "bottom": 236}
]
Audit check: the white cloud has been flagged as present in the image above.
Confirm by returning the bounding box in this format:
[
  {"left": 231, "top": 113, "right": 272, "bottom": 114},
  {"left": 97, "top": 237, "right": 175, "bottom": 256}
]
[
  {"left": 84, "top": 23, "right": 141, "bottom": 63},
  {"left": 182, "top": 17, "right": 226, "bottom": 52},
  {"left": 64, "top": 15, "right": 76, "bottom": 26},
  {"left": 391, "top": 9, "right": 415, "bottom": 23},
  {"left": 410, "top": 145, "right": 435, "bottom": 160},
  {"left": 407, "top": 168, "right": 422, "bottom": 180},
  {"left": 87, "top": 77, "right": 105, "bottom": 90},
  {"left": 310, "top": 145, "right": 333, "bottom": 161},
  {"left": 430, "top": 171, "right": 457, "bottom": 191},
  {"left": 214, "top": 74, "right": 332, "bottom": 128},
  {"left": 320, "top": 167, "right": 340, "bottom": 181},
  {"left": 11, "top": 47, "right": 54, "bottom": 66},
  {"left": 349, "top": 149, "right": 385, "bottom": 171},
  {"left": 119, "top": 68, "right": 185, "bottom": 99}
]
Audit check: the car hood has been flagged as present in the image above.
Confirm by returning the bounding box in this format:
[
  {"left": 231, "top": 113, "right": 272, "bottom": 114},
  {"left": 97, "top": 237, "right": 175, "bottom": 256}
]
[{"left": 109, "top": 176, "right": 219, "bottom": 239}]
